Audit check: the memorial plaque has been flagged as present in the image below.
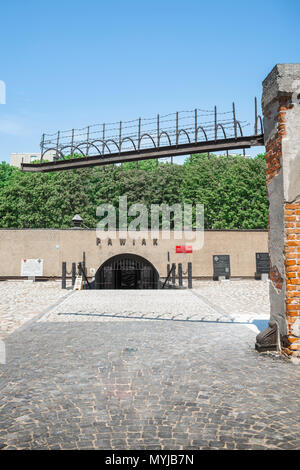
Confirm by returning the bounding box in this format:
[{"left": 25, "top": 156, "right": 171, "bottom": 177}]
[
  {"left": 21, "top": 258, "right": 43, "bottom": 277},
  {"left": 213, "top": 255, "right": 230, "bottom": 280},
  {"left": 255, "top": 252, "right": 270, "bottom": 279}
]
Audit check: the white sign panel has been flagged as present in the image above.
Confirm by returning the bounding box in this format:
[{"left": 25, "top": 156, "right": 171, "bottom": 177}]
[{"left": 21, "top": 259, "right": 43, "bottom": 277}]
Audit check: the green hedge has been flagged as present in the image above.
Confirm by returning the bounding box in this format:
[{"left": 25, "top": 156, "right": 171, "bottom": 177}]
[{"left": 0, "top": 153, "right": 268, "bottom": 229}]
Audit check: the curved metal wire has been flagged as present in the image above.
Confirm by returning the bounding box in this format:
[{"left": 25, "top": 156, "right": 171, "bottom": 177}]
[
  {"left": 178, "top": 129, "right": 191, "bottom": 143},
  {"left": 90, "top": 140, "right": 111, "bottom": 154},
  {"left": 196, "top": 126, "right": 208, "bottom": 141},
  {"left": 69, "top": 146, "right": 86, "bottom": 157},
  {"left": 41, "top": 148, "right": 63, "bottom": 162},
  {"left": 58, "top": 145, "right": 78, "bottom": 159},
  {"left": 216, "top": 123, "right": 227, "bottom": 139},
  {"left": 104, "top": 139, "right": 120, "bottom": 153},
  {"left": 72, "top": 144, "right": 93, "bottom": 158},
  {"left": 159, "top": 131, "right": 172, "bottom": 146},
  {"left": 139, "top": 133, "right": 157, "bottom": 150},
  {"left": 120, "top": 137, "right": 137, "bottom": 151},
  {"left": 235, "top": 121, "right": 244, "bottom": 137}
]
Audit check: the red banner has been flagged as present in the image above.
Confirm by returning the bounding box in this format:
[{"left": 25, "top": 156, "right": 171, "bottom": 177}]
[{"left": 176, "top": 245, "right": 193, "bottom": 253}]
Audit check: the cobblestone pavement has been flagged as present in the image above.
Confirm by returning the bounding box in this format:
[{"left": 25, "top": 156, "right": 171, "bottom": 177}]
[
  {"left": 192, "top": 279, "right": 270, "bottom": 319},
  {"left": 0, "top": 281, "right": 65, "bottom": 340},
  {"left": 40, "top": 282, "right": 270, "bottom": 331},
  {"left": 0, "top": 281, "right": 299, "bottom": 450},
  {"left": 0, "top": 320, "right": 299, "bottom": 450}
]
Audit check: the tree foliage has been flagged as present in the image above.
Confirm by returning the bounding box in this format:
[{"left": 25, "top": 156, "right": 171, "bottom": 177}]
[{"left": 0, "top": 154, "right": 268, "bottom": 229}]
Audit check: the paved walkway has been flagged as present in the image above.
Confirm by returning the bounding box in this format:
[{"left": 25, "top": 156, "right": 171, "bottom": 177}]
[
  {"left": 39, "top": 287, "right": 270, "bottom": 334},
  {"left": 0, "top": 281, "right": 65, "bottom": 340},
  {"left": 0, "top": 282, "right": 299, "bottom": 450}
]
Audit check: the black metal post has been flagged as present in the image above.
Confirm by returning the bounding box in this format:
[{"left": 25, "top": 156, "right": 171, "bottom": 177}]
[
  {"left": 138, "top": 118, "right": 141, "bottom": 151},
  {"left": 214, "top": 106, "right": 217, "bottom": 141},
  {"left": 171, "top": 263, "right": 176, "bottom": 285},
  {"left": 70, "top": 129, "right": 74, "bottom": 158},
  {"left": 82, "top": 252, "right": 86, "bottom": 277},
  {"left": 102, "top": 123, "right": 105, "bottom": 155},
  {"left": 78, "top": 262, "right": 82, "bottom": 276},
  {"left": 86, "top": 126, "right": 90, "bottom": 157},
  {"left": 62, "top": 262, "right": 66, "bottom": 289},
  {"left": 254, "top": 97, "right": 258, "bottom": 135},
  {"left": 41, "top": 133, "right": 45, "bottom": 161},
  {"left": 188, "top": 262, "right": 192, "bottom": 289},
  {"left": 178, "top": 263, "right": 183, "bottom": 286},
  {"left": 72, "top": 262, "right": 76, "bottom": 286},
  {"left": 176, "top": 112, "right": 179, "bottom": 147},
  {"left": 56, "top": 131, "right": 60, "bottom": 160},
  {"left": 233, "top": 102, "right": 237, "bottom": 139}
]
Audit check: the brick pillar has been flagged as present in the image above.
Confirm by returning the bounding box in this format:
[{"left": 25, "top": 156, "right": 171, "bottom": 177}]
[{"left": 256, "top": 64, "right": 300, "bottom": 356}]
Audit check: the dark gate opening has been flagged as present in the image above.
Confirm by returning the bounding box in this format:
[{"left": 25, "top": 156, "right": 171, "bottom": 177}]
[{"left": 95, "top": 254, "right": 159, "bottom": 289}]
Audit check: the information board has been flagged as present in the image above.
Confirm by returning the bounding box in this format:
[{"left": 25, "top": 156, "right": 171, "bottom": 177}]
[
  {"left": 255, "top": 253, "right": 270, "bottom": 279},
  {"left": 213, "top": 255, "right": 230, "bottom": 280},
  {"left": 21, "top": 259, "right": 43, "bottom": 277}
]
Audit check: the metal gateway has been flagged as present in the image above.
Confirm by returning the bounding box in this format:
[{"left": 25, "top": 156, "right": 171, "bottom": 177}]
[{"left": 95, "top": 254, "right": 159, "bottom": 289}]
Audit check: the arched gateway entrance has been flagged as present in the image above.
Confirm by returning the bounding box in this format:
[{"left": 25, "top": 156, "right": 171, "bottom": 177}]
[{"left": 95, "top": 254, "right": 159, "bottom": 289}]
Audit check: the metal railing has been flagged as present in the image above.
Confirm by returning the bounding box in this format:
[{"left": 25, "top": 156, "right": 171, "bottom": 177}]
[{"left": 40, "top": 98, "right": 263, "bottom": 162}]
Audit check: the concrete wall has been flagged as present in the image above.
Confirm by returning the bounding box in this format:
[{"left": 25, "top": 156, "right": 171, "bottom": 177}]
[{"left": 0, "top": 229, "right": 268, "bottom": 279}]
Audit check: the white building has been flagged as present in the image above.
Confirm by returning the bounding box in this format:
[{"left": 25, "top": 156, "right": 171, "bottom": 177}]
[{"left": 10, "top": 152, "right": 55, "bottom": 168}]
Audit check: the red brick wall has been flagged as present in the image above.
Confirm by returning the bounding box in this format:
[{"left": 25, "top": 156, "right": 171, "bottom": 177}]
[{"left": 284, "top": 201, "right": 300, "bottom": 354}]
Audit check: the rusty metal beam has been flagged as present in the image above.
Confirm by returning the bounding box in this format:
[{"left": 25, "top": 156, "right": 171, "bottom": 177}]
[{"left": 21, "top": 134, "right": 264, "bottom": 173}]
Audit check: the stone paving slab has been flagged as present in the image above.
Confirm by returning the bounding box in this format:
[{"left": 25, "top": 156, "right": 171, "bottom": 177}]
[
  {"left": 39, "top": 287, "right": 270, "bottom": 327},
  {"left": 0, "top": 280, "right": 270, "bottom": 339},
  {"left": 0, "top": 320, "right": 299, "bottom": 450}
]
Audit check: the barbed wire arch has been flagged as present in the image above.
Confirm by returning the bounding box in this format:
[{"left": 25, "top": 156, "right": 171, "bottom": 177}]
[{"left": 26, "top": 98, "right": 264, "bottom": 169}]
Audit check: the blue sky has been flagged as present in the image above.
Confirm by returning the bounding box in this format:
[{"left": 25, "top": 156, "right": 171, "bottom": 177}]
[{"left": 0, "top": 0, "right": 299, "bottom": 162}]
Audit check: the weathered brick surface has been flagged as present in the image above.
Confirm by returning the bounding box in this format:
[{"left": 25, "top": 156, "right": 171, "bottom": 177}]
[
  {"left": 265, "top": 99, "right": 288, "bottom": 307},
  {"left": 285, "top": 200, "right": 300, "bottom": 353},
  {"left": 265, "top": 97, "right": 292, "bottom": 186},
  {"left": 269, "top": 264, "right": 283, "bottom": 291},
  {"left": 265, "top": 91, "right": 300, "bottom": 355}
]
